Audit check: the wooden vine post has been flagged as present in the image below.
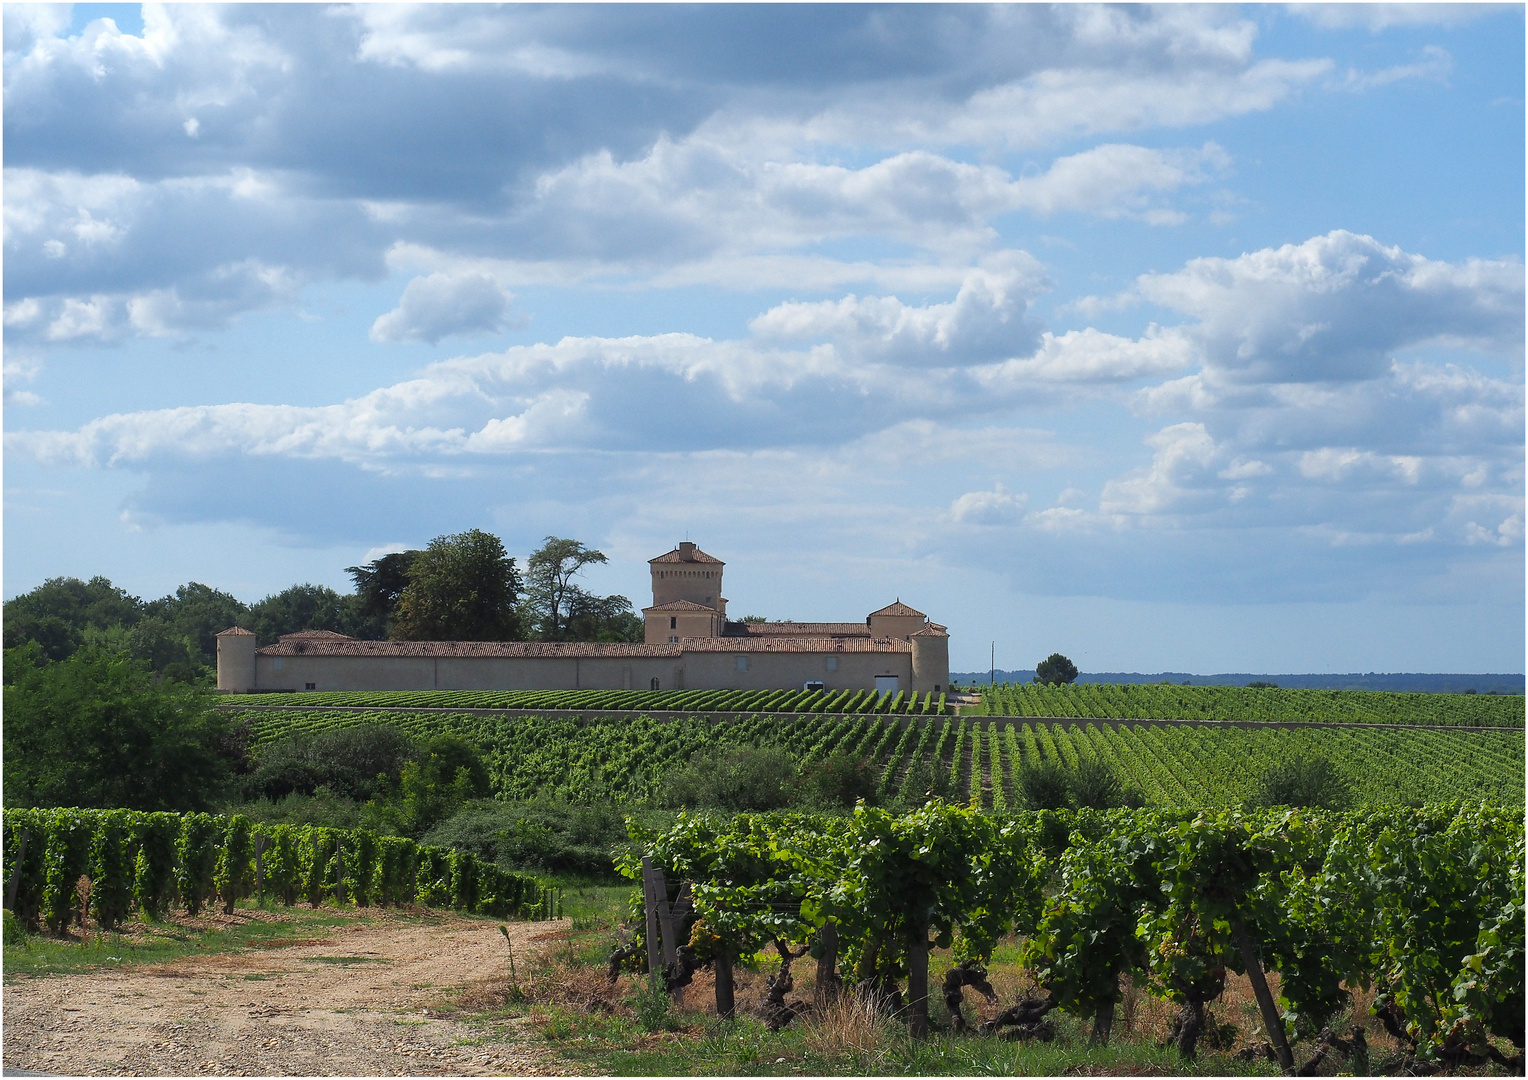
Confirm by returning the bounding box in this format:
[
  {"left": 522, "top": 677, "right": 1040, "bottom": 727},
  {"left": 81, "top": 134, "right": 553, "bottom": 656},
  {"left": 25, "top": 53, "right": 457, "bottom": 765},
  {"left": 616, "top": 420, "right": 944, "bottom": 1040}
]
[
  {"left": 640, "top": 857, "right": 665, "bottom": 991},
  {"left": 907, "top": 926, "right": 931, "bottom": 1038},
  {"left": 335, "top": 837, "right": 346, "bottom": 905},
  {"left": 4, "top": 829, "right": 29, "bottom": 911},
  {"left": 1232, "top": 913, "right": 1295, "bottom": 1071},
  {"left": 253, "top": 834, "right": 267, "bottom": 903}
]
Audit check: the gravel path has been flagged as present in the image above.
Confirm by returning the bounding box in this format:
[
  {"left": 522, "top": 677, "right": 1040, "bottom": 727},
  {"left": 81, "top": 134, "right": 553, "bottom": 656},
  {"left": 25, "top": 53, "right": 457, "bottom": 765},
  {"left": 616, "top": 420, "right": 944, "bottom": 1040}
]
[{"left": 2, "top": 909, "right": 568, "bottom": 1076}]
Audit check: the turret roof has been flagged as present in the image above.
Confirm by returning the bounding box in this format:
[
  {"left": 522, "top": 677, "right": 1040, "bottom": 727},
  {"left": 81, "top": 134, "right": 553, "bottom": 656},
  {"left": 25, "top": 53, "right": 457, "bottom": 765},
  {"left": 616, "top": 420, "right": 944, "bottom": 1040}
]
[
  {"left": 649, "top": 547, "right": 724, "bottom": 565},
  {"left": 216, "top": 626, "right": 255, "bottom": 637},
  {"left": 868, "top": 600, "right": 926, "bottom": 618}
]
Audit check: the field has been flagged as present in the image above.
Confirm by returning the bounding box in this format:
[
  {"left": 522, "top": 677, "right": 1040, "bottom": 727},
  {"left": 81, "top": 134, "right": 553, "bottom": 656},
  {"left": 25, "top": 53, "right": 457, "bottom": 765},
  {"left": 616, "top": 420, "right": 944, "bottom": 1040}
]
[
  {"left": 233, "top": 683, "right": 1526, "bottom": 726},
  {"left": 229, "top": 708, "right": 1526, "bottom": 807}
]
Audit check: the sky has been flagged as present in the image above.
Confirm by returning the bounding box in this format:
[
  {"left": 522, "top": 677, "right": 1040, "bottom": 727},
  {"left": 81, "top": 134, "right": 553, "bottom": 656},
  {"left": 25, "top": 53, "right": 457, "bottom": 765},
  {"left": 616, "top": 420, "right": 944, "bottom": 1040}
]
[{"left": 4, "top": 2, "right": 1524, "bottom": 674}]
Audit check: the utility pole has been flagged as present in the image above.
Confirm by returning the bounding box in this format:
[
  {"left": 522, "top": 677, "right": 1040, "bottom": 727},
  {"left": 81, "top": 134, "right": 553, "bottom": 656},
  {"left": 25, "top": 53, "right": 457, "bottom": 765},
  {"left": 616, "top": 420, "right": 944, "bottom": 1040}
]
[{"left": 990, "top": 641, "right": 995, "bottom": 686}]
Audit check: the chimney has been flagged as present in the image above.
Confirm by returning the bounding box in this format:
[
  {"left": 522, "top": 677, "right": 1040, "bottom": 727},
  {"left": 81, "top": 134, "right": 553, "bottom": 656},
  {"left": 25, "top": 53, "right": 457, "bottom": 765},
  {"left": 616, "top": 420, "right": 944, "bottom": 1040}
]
[{"left": 679, "top": 541, "right": 696, "bottom": 561}]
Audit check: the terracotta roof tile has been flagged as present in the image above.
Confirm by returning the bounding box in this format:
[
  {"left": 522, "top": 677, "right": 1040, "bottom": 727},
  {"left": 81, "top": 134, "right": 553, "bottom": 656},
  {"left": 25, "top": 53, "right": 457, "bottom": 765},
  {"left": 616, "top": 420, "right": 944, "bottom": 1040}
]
[
  {"left": 868, "top": 600, "right": 926, "bottom": 618},
  {"left": 642, "top": 599, "right": 719, "bottom": 613},
  {"left": 278, "top": 629, "right": 357, "bottom": 641},
  {"left": 258, "top": 640, "right": 682, "bottom": 659},
  {"left": 649, "top": 547, "right": 724, "bottom": 565},
  {"left": 217, "top": 626, "right": 256, "bottom": 637},
  {"left": 724, "top": 622, "right": 870, "bottom": 637},
  {"left": 911, "top": 624, "right": 949, "bottom": 638},
  {"left": 682, "top": 636, "right": 911, "bottom": 654}
]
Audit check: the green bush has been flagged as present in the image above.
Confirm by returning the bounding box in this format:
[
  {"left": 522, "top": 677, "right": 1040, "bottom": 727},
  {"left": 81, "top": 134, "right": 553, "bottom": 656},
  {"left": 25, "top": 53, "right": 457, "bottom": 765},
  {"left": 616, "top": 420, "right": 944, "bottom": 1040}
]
[
  {"left": 3, "top": 808, "right": 46, "bottom": 927},
  {"left": 803, "top": 749, "right": 879, "bottom": 808},
  {"left": 660, "top": 744, "right": 798, "bottom": 811},
  {"left": 4, "top": 645, "right": 232, "bottom": 811},
  {"left": 421, "top": 797, "right": 625, "bottom": 878},
  {"left": 215, "top": 816, "right": 255, "bottom": 914},
  {"left": 244, "top": 724, "right": 416, "bottom": 802},
  {"left": 256, "top": 823, "right": 301, "bottom": 906},
  {"left": 1247, "top": 754, "right": 1353, "bottom": 811}
]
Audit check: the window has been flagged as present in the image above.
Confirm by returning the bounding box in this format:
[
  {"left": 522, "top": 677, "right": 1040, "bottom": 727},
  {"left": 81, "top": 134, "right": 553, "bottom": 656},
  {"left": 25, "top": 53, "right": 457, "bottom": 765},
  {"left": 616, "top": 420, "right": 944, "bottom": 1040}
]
[
  {"left": 935, "top": 684, "right": 942, "bottom": 693},
  {"left": 668, "top": 635, "right": 680, "bottom": 643},
  {"left": 670, "top": 616, "right": 677, "bottom": 629},
  {"left": 305, "top": 682, "right": 316, "bottom": 691},
  {"left": 826, "top": 656, "right": 839, "bottom": 672},
  {"left": 735, "top": 656, "right": 749, "bottom": 671},
  {"left": 650, "top": 677, "right": 661, "bottom": 691},
  {"left": 875, "top": 675, "right": 899, "bottom": 694},
  {"left": 273, "top": 658, "right": 283, "bottom": 671}
]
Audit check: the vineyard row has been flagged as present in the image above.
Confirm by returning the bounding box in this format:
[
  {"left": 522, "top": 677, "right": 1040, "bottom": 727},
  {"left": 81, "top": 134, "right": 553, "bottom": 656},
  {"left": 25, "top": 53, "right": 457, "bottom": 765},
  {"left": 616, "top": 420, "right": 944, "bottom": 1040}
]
[
  {"left": 1, "top": 807, "right": 562, "bottom": 933},
  {"left": 233, "top": 710, "right": 1527, "bottom": 808}
]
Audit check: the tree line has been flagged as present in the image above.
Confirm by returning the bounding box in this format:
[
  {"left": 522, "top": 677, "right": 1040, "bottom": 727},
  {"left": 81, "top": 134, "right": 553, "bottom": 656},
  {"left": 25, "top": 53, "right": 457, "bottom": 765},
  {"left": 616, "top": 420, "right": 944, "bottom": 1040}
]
[{"left": 3, "top": 529, "right": 641, "bottom": 685}]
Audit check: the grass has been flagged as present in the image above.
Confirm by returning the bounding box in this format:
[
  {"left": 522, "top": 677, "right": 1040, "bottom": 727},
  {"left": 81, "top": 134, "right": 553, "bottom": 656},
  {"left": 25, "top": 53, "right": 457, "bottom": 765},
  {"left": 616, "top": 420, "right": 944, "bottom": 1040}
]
[{"left": 2, "top": 901, "right": 357, "bottom": 980}]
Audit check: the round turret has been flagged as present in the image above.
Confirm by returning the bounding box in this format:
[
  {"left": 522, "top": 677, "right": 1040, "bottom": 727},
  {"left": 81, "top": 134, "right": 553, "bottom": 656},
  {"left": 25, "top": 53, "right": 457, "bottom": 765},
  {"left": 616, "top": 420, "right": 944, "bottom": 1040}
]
[
  {"left": 910, "top": 624, "right": 950, "bottom": 694},
  {"left": 216, "top": 627, "right": 257, "bottom": 692}
]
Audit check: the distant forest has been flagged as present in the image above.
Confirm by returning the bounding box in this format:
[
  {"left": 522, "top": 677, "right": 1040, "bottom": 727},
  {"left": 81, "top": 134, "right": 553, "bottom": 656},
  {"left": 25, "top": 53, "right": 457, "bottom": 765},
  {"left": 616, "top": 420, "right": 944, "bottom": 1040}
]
[
  {"left": 2, "top": 531, "right": 640, "bottom": 686},
  {"left": 953, "top": 669, "right": 1525, "bottom": 695}
]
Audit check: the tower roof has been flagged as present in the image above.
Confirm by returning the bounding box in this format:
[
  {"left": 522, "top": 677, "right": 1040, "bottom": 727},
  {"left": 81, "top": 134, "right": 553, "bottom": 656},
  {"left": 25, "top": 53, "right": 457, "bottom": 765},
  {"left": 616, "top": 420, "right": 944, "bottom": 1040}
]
[
  {"left": 868, "top": 600, "right": 925, "bottom": 619},
  {"left": 216, "top": 626, "right": 255, "bottom": 637},
  {"left": 649, "top": 543, "right": 724, "bottom": 565}
]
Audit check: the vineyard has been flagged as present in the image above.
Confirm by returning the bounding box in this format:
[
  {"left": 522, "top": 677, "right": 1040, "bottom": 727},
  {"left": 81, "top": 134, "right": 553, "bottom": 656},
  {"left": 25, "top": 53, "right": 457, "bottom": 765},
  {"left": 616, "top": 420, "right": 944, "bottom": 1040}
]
[
  {"left": 230, "top": 709, "right": 1526, "bottom": 808},
  {"left": 1, "top": 807, "right": 561, "bottom": 933},
  {"left": 628, "top": 801, "right": 1524, "bottom": 1069},
  {"left": 230, "top": 683, "right": 1525, "bottom": 726},
  {"left": 974, "top": 682, "right": 1524, "bottom": 727}
]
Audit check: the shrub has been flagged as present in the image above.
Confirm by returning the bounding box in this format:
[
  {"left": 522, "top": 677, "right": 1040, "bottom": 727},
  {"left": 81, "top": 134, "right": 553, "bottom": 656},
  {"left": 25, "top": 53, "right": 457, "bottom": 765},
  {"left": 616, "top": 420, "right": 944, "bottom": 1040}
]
[
  {"left": 215, "top": 816, "right": 255, "bottom": 914},
  {"left": 1017, "top": 760, "right": 1073, "bottom": 810},
  {"left": 132, "top": 812, "right": 180, "bottom": 918},
  {"left": 176, "top": 812, "right": 220, "bottom": 916},
  {"left": 804, "top": 750, "right": 879, "bottom": 808},
  {"left": 422, "top": 797, "right": 625, "bottom": 878},
  {"left": 244, "top": 724, "right": 415, "bottom": 802},
  {"left": 1247, "top": 754, "right": 1353, "bottom": 811},
  {"left": 42, "top": 809, "right": 94, "bottom": 933},
  {"left": 88, "top": 808, "right": 135, "bottom": 930},
  {"left": 660, "top": 744, "right": 798, "bottom": 811}
]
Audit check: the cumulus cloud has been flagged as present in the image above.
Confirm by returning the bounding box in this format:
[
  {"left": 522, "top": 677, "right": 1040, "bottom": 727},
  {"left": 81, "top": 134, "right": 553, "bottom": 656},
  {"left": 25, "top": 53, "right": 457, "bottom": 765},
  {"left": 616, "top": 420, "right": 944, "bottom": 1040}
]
[
  {"left": 370, "top": 271, "right": 519, "bottom": 344},
  {"left": 748, "top": 260, "right": 1044, "bottom": 365},
  {"left": 1135, "top": 230, "right": 1524, "bottom": 384},
  {"left": 951, "top": 484, "right": 1028, "bottom": 525}
]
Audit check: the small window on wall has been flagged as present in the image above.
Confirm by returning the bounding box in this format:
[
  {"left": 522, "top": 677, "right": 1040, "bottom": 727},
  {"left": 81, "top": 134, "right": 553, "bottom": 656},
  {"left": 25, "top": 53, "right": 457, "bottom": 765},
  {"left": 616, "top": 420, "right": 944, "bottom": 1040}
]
[
  {"left": 826, "top": 656, "right": 839, "bottom": 672},
  {"left": 651, "top": 677, "right": 661, "bottom": 690},
  {"left": 670, "top": 616, "right": 677, "bottom": 629},
  {"left": 668, "top": 635, "right": 680, "bottom": 643},
  {"left": 735, "top": 656, "right": 749, "bottom": 671},
  {"left": 305, "top": 682, "right": 316, "bottom": 691}
]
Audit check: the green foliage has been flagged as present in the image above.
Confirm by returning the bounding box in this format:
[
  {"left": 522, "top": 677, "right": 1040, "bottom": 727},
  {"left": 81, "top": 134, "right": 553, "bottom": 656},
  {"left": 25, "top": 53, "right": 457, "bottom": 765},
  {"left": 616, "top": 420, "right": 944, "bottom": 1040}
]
[
  {"left": 1017, "top": 757, "right": 1137, "bottom": 811},
  {"left": 214, "top": 815, "right": 255, "bottom": 913},
  {"left": 392, "top": 528, "right": 523, "bottom": 641},
  {"left": 4, "top": 646, "right": 232, "bottom": 811},
  {"left": 979, "top": 681, "right": 1523, "bottom": 727},
  {"left": 87, "top": 808, "right": 136, "bottom": 930},
  {"left": 525, "top": 536, "right": 608, "bottom": 641},
  {"left": 175, "top": 812, "right": 220, "bottom": 916},
  {"left": 421, "top": 797, "right": 628, "bottom": 877},
  {"left": 1247, "top": 753, "right": 1353, "bottom": 811},
  {"left": 41, "top": 808, "right": 94, "bottom": 933},
  {"left": 803, "top": 749, "right": 879, "bottom": 808},
  {"left": 131, "top": 812, "right": 180, "bottom": 918},
  {"left": 244, "top": 723, "right": 416, "bottom": 802},
  {"left": 2, "top": 808, "right": 560, "bottom": 930},
  {"left": 1035, "top": 653, "right": 1079, "bottom": 686},
  {"left": 248, "top": 583, "right": 358, "bottom": 646},
  {"left": 2, "top": 576, "right": 144, "bottom": 662},
  {"left": 661, "top": 744, "right": 798, "bottom": 811},
  {"left": 345, "top": 550, "right": 421, "bottom": 637}
]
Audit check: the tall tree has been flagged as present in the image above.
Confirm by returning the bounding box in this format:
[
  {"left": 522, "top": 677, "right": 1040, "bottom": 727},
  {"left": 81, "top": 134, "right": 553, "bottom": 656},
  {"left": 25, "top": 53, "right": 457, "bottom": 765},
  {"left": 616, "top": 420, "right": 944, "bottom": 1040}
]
[
  {"left": 2, "top": 576, "right": 145, "bottom": 661},
  {"left": 3, "top": 644, "right": 233, "bottom": 811},
  {"left": 345, "top": 550, "right": 420, "bottom": 637},
  {"left": 249, "top": 583, "right": 353, "bottom": 645},
  {"left": 525, "top": 537, "right": 609, "bottom": 640},
  {"left": 390, "top": 530, "right": 521, "bottom": 641}
]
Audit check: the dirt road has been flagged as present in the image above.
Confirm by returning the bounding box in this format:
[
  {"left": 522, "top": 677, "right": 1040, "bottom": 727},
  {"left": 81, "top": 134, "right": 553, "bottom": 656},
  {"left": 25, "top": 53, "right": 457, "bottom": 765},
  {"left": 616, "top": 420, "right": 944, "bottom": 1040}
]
[{"left": 2, "top": 909, "right": 568, "bottom": 1077}]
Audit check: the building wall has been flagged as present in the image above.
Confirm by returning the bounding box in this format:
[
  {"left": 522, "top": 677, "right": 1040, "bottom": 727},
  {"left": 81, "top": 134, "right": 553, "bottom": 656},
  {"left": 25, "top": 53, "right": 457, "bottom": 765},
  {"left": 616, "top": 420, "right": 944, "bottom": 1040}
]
[
  {"left": 243, "top": 648, "right": 913, "bottom": 694},
  {"left": 643, "top": 609, "right": 720, "bottom": 644},
  {"left": 650, "top": 565, "right": 724, "bottom": 609},
  {"left": 868, "top": 612, "right": 927, "bottom": 640}
]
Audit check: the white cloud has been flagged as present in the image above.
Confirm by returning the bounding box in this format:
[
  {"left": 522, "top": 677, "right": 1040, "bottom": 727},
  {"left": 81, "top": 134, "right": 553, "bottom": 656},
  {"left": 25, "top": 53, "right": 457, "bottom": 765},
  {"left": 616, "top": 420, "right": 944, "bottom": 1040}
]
[
  {"left": 371, "top": 272, "right": 520, "bottom": 345},
  {"left": 1099, "top": 422, "right": 1222, "bottom": 515},
  {"left": 1337, "top": 46, "right": 1453, "bottom": 91},
  {"left": 1135, "top": 230, "right": 1524, "bottom": 384},
  {"left": 1287, "top": 4, "right": 1506, "bottom": 31},
  {"left": 951, "top": 484, "right": 1028, "bottom": 525},
  {"left": 748, "top": 261, "right": 1043, "bottom": 366},
  {"left": 976, "top": 326, "right": 1195, "bottom": 385}
]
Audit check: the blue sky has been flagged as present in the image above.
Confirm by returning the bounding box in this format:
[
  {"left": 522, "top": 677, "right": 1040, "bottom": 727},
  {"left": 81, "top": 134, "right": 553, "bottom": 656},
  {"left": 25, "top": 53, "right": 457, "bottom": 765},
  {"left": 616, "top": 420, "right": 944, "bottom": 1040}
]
[{"left": 4, "top": 3, "right": 1523, "bottom": 674}]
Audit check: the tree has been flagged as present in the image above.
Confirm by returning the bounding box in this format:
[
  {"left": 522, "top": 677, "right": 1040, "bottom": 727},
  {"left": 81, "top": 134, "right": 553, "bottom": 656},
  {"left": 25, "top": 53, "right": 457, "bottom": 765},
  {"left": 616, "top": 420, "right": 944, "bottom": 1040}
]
[
  {"left": 3, "top": 643, "right": 234, "bottom": 811},
  {"left": 2, "top": 576, "right": 145, "bottom": 661},
  {"left": 564, "top": 591, "right": 643, "bottom": 642},
  {"left": 525, "top": 537, "right": 609, "bottom": 640},
  {"left": 249, "top": 583, "right": 351, "bottom": 645},
  {"left": 390, "top": 529, "right": 521, "bottom": 641},
  {"left": 345, "top": 550, "right": 420, "bottom": 637},
  {"left": 1035, "top": 653, "right": 1079, "bottom": 686}
]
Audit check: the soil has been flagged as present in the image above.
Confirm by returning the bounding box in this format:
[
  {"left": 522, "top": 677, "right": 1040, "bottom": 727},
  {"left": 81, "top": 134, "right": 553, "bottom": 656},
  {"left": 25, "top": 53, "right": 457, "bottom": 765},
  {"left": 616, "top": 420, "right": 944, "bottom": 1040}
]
[{"left": 2, "top": 908, "right": 569, "bottom": 1077}]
